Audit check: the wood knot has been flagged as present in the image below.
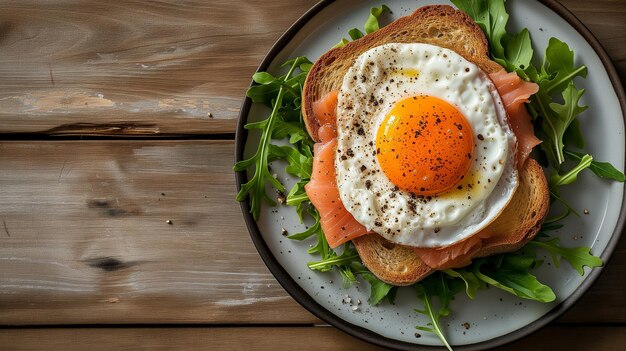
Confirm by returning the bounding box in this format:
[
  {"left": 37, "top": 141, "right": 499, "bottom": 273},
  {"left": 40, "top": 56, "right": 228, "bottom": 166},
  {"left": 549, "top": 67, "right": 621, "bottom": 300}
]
[
  {"left": 84, "top": 257, "right": 131, "bottom": 272},
  {"left": 87, "top": 199, "right": 137, "bottom": 217}
]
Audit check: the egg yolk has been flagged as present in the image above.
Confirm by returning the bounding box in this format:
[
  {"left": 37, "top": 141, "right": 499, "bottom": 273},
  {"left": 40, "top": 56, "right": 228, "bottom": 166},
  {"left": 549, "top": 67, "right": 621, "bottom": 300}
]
[{"left": 376, "top": 95, "right": 474, "bottom": 195}]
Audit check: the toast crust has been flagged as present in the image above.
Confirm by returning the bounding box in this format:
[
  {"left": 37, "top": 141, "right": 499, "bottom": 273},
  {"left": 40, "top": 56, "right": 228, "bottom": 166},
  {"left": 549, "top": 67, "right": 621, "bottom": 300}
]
[
  {"left": 353, "top": 234, "right": 434, "bottom": 286},
  {"left": 302, "top": 5, "right": 502, "bottom": 142},
  {"left": 303, "top": 5, "right": 550, "bottom": 285}
]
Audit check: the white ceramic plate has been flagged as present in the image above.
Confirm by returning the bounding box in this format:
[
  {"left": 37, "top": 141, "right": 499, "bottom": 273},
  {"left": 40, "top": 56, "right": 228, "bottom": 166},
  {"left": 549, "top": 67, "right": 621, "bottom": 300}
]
[{"left": 236, "top": 1, "right": 625, "bottom": 349}]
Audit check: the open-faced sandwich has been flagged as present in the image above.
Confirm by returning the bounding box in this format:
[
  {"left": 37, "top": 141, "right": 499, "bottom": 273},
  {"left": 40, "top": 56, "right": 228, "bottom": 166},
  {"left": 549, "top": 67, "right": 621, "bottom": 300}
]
[
  {"left": 236, "top": 1, "right": 623, "bottom": 348},
  {"left": 301, "top": 5, "right": 549, "bottom": 285}
]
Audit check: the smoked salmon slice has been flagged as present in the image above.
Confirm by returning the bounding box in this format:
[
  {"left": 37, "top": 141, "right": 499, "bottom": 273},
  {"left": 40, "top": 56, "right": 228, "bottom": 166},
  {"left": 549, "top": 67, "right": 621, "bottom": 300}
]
[
  {"left": 412, "top": 234, "right": 483, "bottom": 270},
  {"left": 312, "top": 91, "right": 339, "bottom": 143},
  {"left": 312, "top": 90, "right": 339, "bottom": 127},
  {"left": 489, "top": 70, "right": 541, "bottom": 166},
  {"left": 317, "top": 123, "right": 337, "bottom": 143},
  {"left": 305, "top": 139, "right": 369, "bottom": 248},
  {"left": 306, "top": 90, "right": 368, "bottom": 248}
]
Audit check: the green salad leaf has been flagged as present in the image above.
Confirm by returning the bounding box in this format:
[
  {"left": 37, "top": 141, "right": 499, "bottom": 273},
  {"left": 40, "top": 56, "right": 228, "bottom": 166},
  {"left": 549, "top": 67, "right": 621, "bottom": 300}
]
[
  {"left": 235, "top": 57, "right": 312, "bottom": 220},
  {"left": 537, "top": 80, "right": 588, "bottom": 166},
  {"left": 443, "top": 268, "right": 485, "bottom": 299},
  {"left": 304, "top": 238, "right": 397, "bottom": 303},
  {"left": 528, "top": 238, "right": 603, "bottom": 275},
  {"left": 450, "top": 0, "right": 508, "bottom": 64},
  {"left": 335, "top": 4, "right": 389, "bottom": 48},
  {"left": 538, "top": 38, "right": 588, "bottom": 94},
  {"left": 307, "top": 244, "right": 360, "bottom": 272},
  {"left": 364, "top": 4, "right": 391, "bottom": 34},
  {"left": 361, "top": 270, "right": 397, "bottom": 305},
  {"left": 549, "top": 153, "right": 592, "bottom": 189},
  {"left": 286, "top": 180, "right": 310, "bottom": 221},
  {"left": 268, "top": 144, "right": 313, "bottom": 180},
  {"left": 472, "top": 250, "right": 556, "bottom": 303},
  {"left": 293, "top": 210, "right": 332, "bottom": 260},
  {"left": 503, "top": 28, "right": 533, "bottom": 73},
  {"left": 414, "top": 273, "right": 459, "bottom": 351},
  {"left": 348, "top": 28, "right": 364, "bottom": 40},
  {"left": 563, "top": 119, "right": 585, "bottom": 149},
  {"left": 565, "top": 150, "right": 626, "bottom": 181}
]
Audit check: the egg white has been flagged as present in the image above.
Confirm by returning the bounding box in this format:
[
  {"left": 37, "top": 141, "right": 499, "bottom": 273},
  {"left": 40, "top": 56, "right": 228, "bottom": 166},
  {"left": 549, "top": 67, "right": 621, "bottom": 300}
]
[{"left": 334, "top": 43, "right": 518, "bottom": 248}]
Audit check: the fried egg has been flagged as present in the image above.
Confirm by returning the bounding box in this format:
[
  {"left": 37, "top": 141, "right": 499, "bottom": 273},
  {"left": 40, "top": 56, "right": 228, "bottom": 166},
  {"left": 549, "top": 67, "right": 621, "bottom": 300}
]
[{"left": 335, "top": 43, "right": 518, "bottom": 248}]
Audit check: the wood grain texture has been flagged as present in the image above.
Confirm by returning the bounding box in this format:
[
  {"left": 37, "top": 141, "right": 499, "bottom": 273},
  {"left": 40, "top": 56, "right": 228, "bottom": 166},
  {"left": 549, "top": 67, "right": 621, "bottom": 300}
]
[
  {"left": 0, "top": 0, "right": 623, "bottom": 135},
  {"left": 1, "top": 326, "right": 625, "bottom": 351},
  {"left": 0, "top": 0, "right": 317, "bottom": 135},
  {"left": 0, "top": 141, "right": 624, "bottom": 325},
  {"left": 1, "top": 0, "right": 625, "bottom": 349},
  {"left": 0, "top": 141, "right": 315, "bottom": 325},
  {"left": 561, "top": 0, "right": 626, "bottom": 83}
]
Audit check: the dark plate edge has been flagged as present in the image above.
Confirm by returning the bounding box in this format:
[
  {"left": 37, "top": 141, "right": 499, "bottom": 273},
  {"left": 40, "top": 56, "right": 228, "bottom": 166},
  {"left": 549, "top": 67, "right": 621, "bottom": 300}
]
[{"left": 234, "top": 1, "right": 626, "bottom": 350}]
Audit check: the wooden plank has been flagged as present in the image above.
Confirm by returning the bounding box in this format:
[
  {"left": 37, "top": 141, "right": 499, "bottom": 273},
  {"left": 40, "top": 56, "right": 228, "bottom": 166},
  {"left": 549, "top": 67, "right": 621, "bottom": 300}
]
[
  {"left": 0, "top": 0, "right": 623, "bottom": 135},
  {"left": 0, "top": 140, "right": 624, "bottom": 325},
  {"left": 1, "top": 326, "right": 625, "bottom": 351},
  {"left": 0, "top": 140, "right": 316, "bottom": 324},
  {"left": 0, "top": 0, "right": 317, "bottom": 135},
  {"left": 561, "top": 0, "right": 626, "bottom": 83}
]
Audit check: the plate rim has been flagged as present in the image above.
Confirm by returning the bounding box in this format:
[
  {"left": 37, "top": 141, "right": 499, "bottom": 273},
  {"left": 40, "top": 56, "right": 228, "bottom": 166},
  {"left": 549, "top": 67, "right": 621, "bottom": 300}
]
[{"left": 234, "top": 1, "right": 626, "bottom": 349}]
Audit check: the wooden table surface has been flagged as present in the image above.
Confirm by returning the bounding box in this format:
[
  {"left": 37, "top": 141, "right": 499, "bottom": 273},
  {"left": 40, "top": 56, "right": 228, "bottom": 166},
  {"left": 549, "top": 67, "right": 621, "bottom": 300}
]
[{"left": 0, "top": 1, "right": 624, "bottom": 350}]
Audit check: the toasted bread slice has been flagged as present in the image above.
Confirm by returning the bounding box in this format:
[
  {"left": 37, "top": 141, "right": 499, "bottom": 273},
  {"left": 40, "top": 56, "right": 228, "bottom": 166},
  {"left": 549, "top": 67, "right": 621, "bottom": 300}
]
[
  {"left": 353, "top": 233, "right": 434, "bottom": 286},
  {"left": 302, "top": 5, "right": 502, "bottom": 142},
  {"left": 354, "top": 158, "right": 549, "bottom": 286},
  {"left": 302, "top": 5, "right": 550, "bottom": 285},
  {"left": 475, "top": 158, "right": 550, "bottom": 258}
]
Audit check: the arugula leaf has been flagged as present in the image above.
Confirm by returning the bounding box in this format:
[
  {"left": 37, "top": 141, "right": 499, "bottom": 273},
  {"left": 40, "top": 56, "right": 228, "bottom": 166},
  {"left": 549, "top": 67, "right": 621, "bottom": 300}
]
[
  {"left": 472, "top": 250, "right": 556, "bottom": 303},
  {"left": 503, "top": 28, "right": 533, "bottom": 74},
  {"left": 246, "top": 70, "right": 308, "bottom": 105},
  {"left": 306, "top": 243, "right": 398, "bottom": 304},
  {"left": 539, "top": 38, "right": 588, "bottom": 94},
  {"left": 563, "top": 119, "right": 585, "bottom": 149},
  {"left": 539, "top": 81, "right": 588, "bottom": 166},
  {"left": 268, "top": 145, "right": 312, "bottom": 179},
  {"left": 338, "top": 263, "right": 358, "bottom": 288},
  {"left": 364, "top": 5, "right": 390, "bottom": 34},
  {"left": 288, "top": 210, "right": 320, "bottom": 241},
  {"left": 235, "top": 60, "right": 303, "bottom": 219},
  {"left": 292, "top": 210, "right": 333, "bottom": 260},
  {"left": 443, "top": 268, "right": 484, "bottom": 299},
  {"left": 272, "top": 118, "right": 313, "bottom": 145},
  {"left": 307, "top": 244, "right": 359, "bottom": 272},
  {"left": 452, "top": 0, "right": 601, "bottom": 171},
  {"left": 308, "top": 228, "right": 331, "bottom": 260},
  {"left": 332, "top": 38, "right": 350, "bottom": 49},
  {"left": 290, "top": 215, "right": 399, "bottom": 303},
  {"left": 361, "top": 270, "right": 396, "bottom": 305},
  {"left": 528, "top": 238, "right": 603, "bottom": 275},
  {"left": 348, "top": 28, "right": 364, "bottom": 40},
  {"left": 286, "top": 181, "right": 310, "bottom": 222},
  {"left": 566, "top": 150, "right": 626, "bottom": 182},
  {"left": 539, "top": 223, "right": 565, "bottom": 232},
  {"left": 235, "top": 56, "right": 313, "bottom": 220},
  {"left": 334, "top": 4, "right": 390, "bottom": 48},
  {"left": 549, "top": 153, "right": 592, "bottom": 189},
  {"left": 451, "top": 0, "right": 508, "bottom": 62},
  {"left": 414, "top": 273, "right": 455, "bottom": 351}
]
